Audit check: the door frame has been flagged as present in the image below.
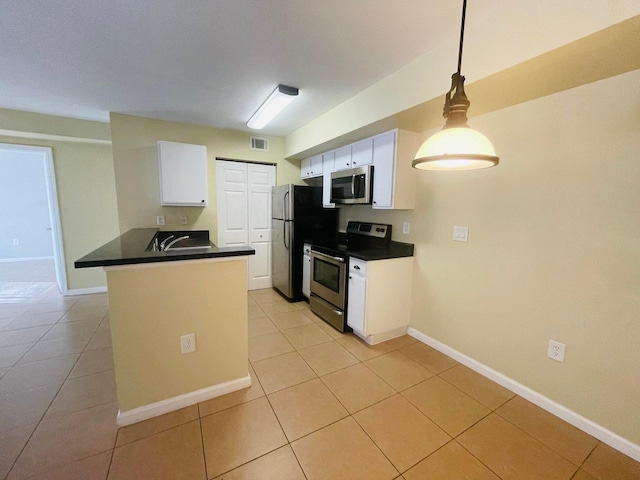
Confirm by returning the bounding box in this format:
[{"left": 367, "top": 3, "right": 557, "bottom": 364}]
[{"left": 0, "top": 143, "right": 67, "bottom": 293}]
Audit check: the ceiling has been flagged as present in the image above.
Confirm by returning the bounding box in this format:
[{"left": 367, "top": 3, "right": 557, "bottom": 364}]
[{"left": 0, "top": 0, "right": 505, "bottom": 137}]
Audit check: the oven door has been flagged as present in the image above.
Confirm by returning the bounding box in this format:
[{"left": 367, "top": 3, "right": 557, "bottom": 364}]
[{"left": 310, "top": 250, "right": 346, "bottom": 310}]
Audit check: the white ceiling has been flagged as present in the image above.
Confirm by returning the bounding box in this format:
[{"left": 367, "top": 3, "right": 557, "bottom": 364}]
[{"left": 0, "top": 0, "right": 505, "bottom": 137}]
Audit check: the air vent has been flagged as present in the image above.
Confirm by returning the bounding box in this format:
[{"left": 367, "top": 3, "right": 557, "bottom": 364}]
[{"left": 250, "top": 137, "right": 269, "bottom": 152}]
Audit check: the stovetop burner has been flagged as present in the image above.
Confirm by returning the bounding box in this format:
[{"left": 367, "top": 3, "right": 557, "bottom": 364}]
[{"left": 310, "top": 221, "right": 392, "bottom": 257}]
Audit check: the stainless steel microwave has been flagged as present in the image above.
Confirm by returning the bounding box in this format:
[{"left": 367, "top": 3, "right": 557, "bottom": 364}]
[{"left": 330, "top": 165, "right": 373, "bottom": 205}]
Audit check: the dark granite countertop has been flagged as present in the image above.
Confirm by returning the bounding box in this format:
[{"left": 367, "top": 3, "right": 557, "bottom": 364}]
[
  {"left": 310, "top": 238, "right": 414, "bottom": 261},
  {"left": 345, "top": 240, "right": 414, "bottom": 261},
  {"left": 75, "top": 228, "right": 255, "bottom": 269}
]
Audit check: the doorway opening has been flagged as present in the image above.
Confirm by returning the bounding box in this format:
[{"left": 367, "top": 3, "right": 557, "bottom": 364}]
[{"left": 0, "top": 143, "right": 67, "bottom": 297}]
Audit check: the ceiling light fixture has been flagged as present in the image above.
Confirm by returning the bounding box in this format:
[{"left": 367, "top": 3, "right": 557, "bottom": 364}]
[
  {"left": 246, "top": 84, "right": 299, "bottom": 130},
  {"left": 412, "top": 0, "right": 499, "bottom": 171}
]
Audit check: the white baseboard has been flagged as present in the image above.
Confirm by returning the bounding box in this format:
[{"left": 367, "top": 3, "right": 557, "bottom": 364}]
[
  {"left": 407, "top": 327, "right": 640, "bottom": 463},
  {"left": 117, "top": 374, "right": 252, "bottom": 427},
  {"left": 0, "top": 256, "right": 54, "bottom": 263},
  {"left": 64, "top": 286, "right": 108, "bottom": 296}
]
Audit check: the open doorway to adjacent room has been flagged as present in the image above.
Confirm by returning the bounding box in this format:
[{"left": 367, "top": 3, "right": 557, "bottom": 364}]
[{"left": 0, "top": 143, "right": 66, "bottom": 300}]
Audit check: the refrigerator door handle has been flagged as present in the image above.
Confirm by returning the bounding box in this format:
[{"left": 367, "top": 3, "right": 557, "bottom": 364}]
[
  {"left": 283, "top": 221, "right": 290, "bottom": 250},
  {"left": 284, "top": 189, "right": 290, "bottom": 221}
]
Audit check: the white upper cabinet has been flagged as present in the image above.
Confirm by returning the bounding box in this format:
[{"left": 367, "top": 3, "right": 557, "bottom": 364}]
[
  {"left": 302, "top": 129, "right": 419, "bottom": 210},
  {"left": 371, "top": 131, "right": 395, "bottom": 209},
  {"left": 158, "top": 141, "right": 208, "bottom": 206},
  {"left": 333, "top": 145, "right": 352, "bottom": 171},
  {"left": 350, "top": 138, "right": 373, "bottom": 168},
  {"left": 322, "top": 151, "right": 335, "bottom": 208},
  {"left": 301, "top": 155, "right": 323, "bottom": 179},
  {"left": 372, "top": 129, "right": 419, "bottom": 210}
]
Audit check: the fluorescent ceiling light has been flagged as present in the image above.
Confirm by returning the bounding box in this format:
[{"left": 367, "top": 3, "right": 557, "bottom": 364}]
[{"left": 247, "top": 84, "right": 299, "bottom": 130}]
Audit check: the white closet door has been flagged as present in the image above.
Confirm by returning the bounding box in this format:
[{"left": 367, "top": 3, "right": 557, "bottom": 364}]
[
  {"left": 216, "top": 161, "right": 248, "bottom": 246},
  {"left": 247, "top": 163, "right": 275, "bottom": 289},
  {"left": 216, "top": 160, "right": 275, "bottom": 290}
]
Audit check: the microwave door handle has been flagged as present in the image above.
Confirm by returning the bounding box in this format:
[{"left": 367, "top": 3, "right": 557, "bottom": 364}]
[{"left": 351, "top": 175, "right": 356, "bottom": 198}]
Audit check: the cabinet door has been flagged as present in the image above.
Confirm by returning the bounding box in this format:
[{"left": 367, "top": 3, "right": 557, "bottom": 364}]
[
  {"left": 347, "top": 272, "right": 367, "bottom": 335},
  {"left": 372, "top": 130, "right": 396, "bottom": 209},
  {"left": 334, "top": 145, "right": 352, "bottom": 171},
  {"left": 322, "top": 152, "right": 335, "bottom": 208},
  {"left": 301, "top": 158, "right": 311, "bottom": 179},
  {"left": 302, "top": 245, "right": 311, "bottom": 298},
  {"left": 351, "top": 138, "right": 373, "bottom": 168},
  {"left": 158, "top": 141, "right": 208, "bottom": 206},
  {"left": 310, "top": 155, "right": 323, "bottom": 177}
]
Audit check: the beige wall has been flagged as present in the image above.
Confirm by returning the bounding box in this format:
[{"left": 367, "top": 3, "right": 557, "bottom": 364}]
[
  {"left": 334, "top": 70, "right": 640, "bottom": 445},
  {"left": 109, "top": 113, "right": 300, "bottom": 240},
  {"left": 0, "top": 109, "right": 119, "bottom": 291},
  {"left": 286, "top": 9, "right": 640, "bottom": 159},
  {"left": 411, "top": 70, "right": 640, "bottom": 444},
  {"left": 107, "top": 257, "right": 248, "bottom": 411}
]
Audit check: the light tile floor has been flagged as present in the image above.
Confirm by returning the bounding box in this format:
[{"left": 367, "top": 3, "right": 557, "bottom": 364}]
[{"left": 1, "top": 266, "right": 639, "bottom": 479}]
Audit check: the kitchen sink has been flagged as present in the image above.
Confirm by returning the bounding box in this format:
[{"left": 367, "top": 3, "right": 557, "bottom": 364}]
[{"left": 145, "top": 230, "right": 212, "bottom": 252}]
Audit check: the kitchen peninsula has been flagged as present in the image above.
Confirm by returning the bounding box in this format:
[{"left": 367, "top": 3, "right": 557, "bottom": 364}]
[{"left": 75, "top": 228, "right": 255, "bottom": 426}]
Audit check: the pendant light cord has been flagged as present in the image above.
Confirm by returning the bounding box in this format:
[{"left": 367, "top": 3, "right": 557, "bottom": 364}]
[{"left": 457, "top": 0, "right": 467, "bottom": 75}]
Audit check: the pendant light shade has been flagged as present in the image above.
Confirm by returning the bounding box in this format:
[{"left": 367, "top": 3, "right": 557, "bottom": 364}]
[
  {"left": 413, "top": 127, "right": 498, "bottom": 171},
  {"left": 413, "top": 0, "right": 499, "bottom": 171}
]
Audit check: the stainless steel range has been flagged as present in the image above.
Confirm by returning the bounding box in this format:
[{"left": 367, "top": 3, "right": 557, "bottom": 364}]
[{"left": 310, "top": 221, "right": 392, "bottom": 331}]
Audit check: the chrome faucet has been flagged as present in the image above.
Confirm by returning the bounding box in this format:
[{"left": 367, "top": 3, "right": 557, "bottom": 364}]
[
  {"left": 159, "top": 235, "right": 174, "bottom": 251},
  {"left": 164, "top": 235, "right": 190, "bottom": 250}
]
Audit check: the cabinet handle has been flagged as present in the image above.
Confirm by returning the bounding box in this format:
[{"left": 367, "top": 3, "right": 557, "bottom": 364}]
[
  {"left": 349, "top": 276, "right": 352, "bottom": 279},
  {"left": 354, "top": 265, "right": 360, "bottom": 270}
]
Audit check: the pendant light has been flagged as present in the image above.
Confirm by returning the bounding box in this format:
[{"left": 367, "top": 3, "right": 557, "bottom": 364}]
[{"left": 412, "top": 0, "right": 498, "bottom": 171}]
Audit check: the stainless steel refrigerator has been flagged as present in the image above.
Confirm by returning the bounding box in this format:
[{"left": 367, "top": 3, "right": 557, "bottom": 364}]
[{"left": 272, "top": 184, "right": 337, "bottom": 301}]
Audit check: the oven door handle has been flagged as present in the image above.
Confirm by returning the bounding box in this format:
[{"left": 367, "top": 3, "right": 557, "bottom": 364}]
[{"left": 312, "top": 250, "right": 345, "bottom": 264}]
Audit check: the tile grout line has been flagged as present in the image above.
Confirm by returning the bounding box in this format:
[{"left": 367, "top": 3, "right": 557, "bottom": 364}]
[
  {"left": 196, "top": 404, "right": 210, "bottom": 480},
  {"left": 6, "top": 310, "right": 114, "bottom": 480}
]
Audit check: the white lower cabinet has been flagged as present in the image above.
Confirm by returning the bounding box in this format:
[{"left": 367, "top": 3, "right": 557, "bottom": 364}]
[
  {"left": 347, "top": 256, "right": 413, "bottom": 344},
  {"left": 302, "top": 243, "right": 311, "bottom": 298}
]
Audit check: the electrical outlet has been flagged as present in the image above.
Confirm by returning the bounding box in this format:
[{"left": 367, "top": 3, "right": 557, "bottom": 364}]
[
  {"left": 180, "top": 334, "right": 196, "bottom": 354},
  {"left": 402, "top": 222, "right": 410, "bottom": 234},
  {"left": 453, "top": 226, "right": 469, "bottom": 242},
  {"left": 547, "top": 340, "right": 565, "bottom": 362},
  {"left": 156, "top": 215, "right": 166, "bottom": 226},
  {"left": 180, "top": 215, "right": 189, "bottom": 225}
]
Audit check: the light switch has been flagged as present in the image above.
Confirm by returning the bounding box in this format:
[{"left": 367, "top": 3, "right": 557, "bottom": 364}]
[{"left": 453, "top": 226, "right": 468, "bottom": 242}]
